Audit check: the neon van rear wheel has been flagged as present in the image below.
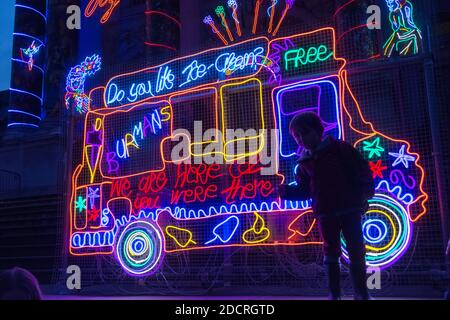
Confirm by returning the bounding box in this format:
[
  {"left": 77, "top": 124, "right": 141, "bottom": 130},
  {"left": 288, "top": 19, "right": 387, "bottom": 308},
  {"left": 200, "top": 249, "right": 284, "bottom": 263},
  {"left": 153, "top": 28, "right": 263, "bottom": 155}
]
[
  {"left": 341, "top": 194, "right": 412, "bottom": 269},
  {"left": 115, "top": 220, "right": 164, "bottom": 276}
]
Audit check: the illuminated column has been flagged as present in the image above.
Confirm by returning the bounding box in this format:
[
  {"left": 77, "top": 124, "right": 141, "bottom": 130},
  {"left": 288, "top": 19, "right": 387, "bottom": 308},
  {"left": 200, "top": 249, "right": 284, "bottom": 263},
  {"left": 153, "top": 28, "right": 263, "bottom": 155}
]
[{"left": 8, "top": 0, "right": 47, "bottom": 129}]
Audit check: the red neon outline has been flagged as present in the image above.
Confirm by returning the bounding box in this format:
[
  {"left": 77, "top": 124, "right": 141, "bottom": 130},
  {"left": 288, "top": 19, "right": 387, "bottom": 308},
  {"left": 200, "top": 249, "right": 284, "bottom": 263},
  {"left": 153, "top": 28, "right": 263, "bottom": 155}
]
[
  {"left": 145, "top": 10, "right": 181, "bottom": 28},
  {"left": 144, "top": 42, "right": 177, "bottom": 51}
]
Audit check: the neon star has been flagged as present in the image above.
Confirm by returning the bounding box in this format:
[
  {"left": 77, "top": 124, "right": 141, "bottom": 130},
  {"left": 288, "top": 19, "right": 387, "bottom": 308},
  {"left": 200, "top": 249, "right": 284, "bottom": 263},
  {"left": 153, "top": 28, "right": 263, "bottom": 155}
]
[
  {"left": 363, "top": 137, "right": 385, "bottom": 159},
  {"left": 389, "top": 145, "right": 416, "bottom": 168},
  {"left": 88, "top": 206, "right": 100, "bottom": 222},
  {"left": 369, "top": 160, "right": 388, "bottom": 179},
  {"left": 87, "top": 187, "right": 100, "bottom": 209},
  {"left": 74, "top": 196, "right": 87, "bottom": 213}
]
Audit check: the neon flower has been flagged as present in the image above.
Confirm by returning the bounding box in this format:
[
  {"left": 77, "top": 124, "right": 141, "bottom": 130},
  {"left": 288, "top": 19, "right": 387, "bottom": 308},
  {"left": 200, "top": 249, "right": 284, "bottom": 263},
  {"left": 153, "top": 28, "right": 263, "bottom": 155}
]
[
  {"left": 215, "top": 5, "right": 234, "bottom": 42},
  {"left": 203, "top": 15, "right": 228, "bottom": 46},
  {"left": 203, "top": 15, "right": 213, "bottom": 25},
  {"left": 215, "top": 6, "right": 225, "bottom": 16},
  {"left": 65, "top": 54, "right": 102, "bottom": 114},
  {"left": 20, "top": 41, "right": 42, "bottom": 71}
]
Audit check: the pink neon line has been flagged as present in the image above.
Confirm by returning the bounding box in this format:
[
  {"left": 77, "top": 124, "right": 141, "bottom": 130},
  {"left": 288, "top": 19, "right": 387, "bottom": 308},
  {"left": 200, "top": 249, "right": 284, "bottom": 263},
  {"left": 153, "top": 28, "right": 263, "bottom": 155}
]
[
  {"left": 333, "top": 0, "right": 357, "bottom": 18},
  {"left": 145, "top": 10, "right": 181, "bottom": 28},
  {"left": 144, "top": 42, "right": 177, "bottom": 51}
]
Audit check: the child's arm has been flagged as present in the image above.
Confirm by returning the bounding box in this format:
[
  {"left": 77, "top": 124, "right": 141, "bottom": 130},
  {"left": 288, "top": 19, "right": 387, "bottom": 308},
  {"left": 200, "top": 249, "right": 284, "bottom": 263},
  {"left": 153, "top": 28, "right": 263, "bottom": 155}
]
[{"left": 279, "top": 165, "right": 311, "bottom": 201}]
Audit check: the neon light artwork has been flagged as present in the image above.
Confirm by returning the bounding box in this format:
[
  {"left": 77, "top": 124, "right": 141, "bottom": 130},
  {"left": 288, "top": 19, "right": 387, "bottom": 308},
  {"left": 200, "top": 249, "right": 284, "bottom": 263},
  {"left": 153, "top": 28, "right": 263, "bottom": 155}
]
[
  {"left": 205, "top": 215, "right": 240, "bottom": 245},
  {"left": 116, "top": 221, "right": 163, "bottom": 276},
  {"left": 272, "top": 0, "right": 296, "bottom": 37},
  {"left": 342, "top": 194, "right": 412, "bottom": 269},
  {"left": 204, "top": 15, "right": 228, "bottom": 46},
  {"left": 369, "top": 160, "right": 388, "bottom": 179},
  {"left": 85, "top": 0, "right": 121, "bottom": 24},
  {"left": 252, "top": 0, "right": 263, "bottom": 34},
  {"left": 284, "top": 44, "right": 333, "bottom": 70},
  {"left": 215, "top": 6, "right": 234, "bottom": 42},
  {"left": 389, "top": 145, "right": 416, "bottom": 168},
  {"left": 363, "top": 137, "right": 385, "bottom": 159},
  {"left": 69, "top": 28, "right": 428, "bottom": 275},
  {"left": 267, "top": 0, "right": 279, "bottom": 34},
  {"left": 227, "top": 0, "right": 242, "bottom": 37},
  {"left": 383, "top": 0, "right": 423, "bottom": 57},
  {"left": 20, "top": 41, "right": 42, "bottom": 71},
  {"left": 105, "top": 38, "right": 267, "bottom": 108},
  {"left": 65, "top": 54, "right": 102, "bottom": 114}
]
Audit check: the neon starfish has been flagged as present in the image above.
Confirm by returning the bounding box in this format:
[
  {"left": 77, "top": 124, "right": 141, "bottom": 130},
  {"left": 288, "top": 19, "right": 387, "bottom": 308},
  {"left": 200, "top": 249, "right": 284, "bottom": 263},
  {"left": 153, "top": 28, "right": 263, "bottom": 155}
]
[
  {"left": 389, "top": 145, "right": 415, "bottom": 168},
  {"left": 363, "top": 137, "right": 385, "bottom": 159},
  {"left": 87, "top": 187, "right": 100, "bottom": 209},
  {"left": 88, "top": 206, "right": 100, "bottom": 222},
  {"left": 369, "top": 160, "right": 388, "bottom": 179}
]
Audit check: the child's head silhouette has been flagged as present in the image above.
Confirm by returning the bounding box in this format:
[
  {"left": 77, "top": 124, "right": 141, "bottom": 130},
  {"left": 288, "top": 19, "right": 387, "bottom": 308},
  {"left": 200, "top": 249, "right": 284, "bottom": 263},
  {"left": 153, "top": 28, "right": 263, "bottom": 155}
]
[
  {"left": 0, "top": 267, "right": 42, "bottom": 300},
  {"left": 289, "top": 112, "right": 324, "bottom": 151}
]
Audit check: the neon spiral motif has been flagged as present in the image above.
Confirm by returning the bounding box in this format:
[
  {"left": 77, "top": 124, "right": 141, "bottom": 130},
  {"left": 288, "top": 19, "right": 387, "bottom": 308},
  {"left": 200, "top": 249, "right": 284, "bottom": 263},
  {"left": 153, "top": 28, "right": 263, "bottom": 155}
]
[
  {"left": 116, "top": 221, "right": 163, "bottom": 276},
  {"left": 341, "top": 194, "right": 412, "bottom": 269}
]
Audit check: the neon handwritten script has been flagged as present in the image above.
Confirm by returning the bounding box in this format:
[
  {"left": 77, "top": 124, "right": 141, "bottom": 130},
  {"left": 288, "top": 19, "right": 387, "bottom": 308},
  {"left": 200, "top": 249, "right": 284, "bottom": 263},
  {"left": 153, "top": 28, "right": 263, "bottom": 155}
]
[
  {"left": 105, "top": 38, "right": 268, "bottom": 108},
  {"left": 284, "top": 44, "right": 333, "bottom": 70},
  {"left": 85, "top": 0, "right": 121, "bottom": 24}
]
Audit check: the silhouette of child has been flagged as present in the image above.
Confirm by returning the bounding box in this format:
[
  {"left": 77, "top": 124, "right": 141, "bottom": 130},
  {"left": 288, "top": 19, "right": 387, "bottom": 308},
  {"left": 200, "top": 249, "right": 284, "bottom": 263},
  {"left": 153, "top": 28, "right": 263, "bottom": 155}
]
[
  {"left": 279, "top": 112, "right": 374, "bottom": 300},
  {"left": 0, "top": 267, "right": 42, "bottom": 300}
]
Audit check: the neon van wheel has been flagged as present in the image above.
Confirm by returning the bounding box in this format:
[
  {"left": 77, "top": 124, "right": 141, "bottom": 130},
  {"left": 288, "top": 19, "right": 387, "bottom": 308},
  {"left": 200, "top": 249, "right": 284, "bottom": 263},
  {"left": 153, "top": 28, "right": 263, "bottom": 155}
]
[
  {"left": 115, "top": 221, "right": 164, "bottom": 276},
  {"left": 341, "top": 194, "right": 412, "bottom": 269}
]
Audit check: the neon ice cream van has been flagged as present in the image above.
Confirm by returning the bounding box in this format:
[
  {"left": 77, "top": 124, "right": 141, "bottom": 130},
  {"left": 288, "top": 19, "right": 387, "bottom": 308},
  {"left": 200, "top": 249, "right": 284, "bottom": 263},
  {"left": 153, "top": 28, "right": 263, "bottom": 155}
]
[{"left": 70, "top": 28, "right": 428, "bottom": 276}]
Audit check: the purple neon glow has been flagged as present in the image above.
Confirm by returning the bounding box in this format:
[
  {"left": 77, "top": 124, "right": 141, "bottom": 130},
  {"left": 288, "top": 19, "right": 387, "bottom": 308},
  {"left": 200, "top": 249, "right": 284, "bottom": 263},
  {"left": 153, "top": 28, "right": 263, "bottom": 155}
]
[
  {"left": 203, "top": 15, "right": 213, "bottom": 24},
  {"left": 286, "top": 0, "right": 296, "bottom": 7}
]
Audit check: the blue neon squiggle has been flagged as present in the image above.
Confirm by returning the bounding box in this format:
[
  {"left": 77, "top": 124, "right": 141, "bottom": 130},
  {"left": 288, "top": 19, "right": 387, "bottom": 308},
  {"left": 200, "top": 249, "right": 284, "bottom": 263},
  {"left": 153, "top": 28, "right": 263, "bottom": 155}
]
[
  {"left": 71, "top": 231, "right": 115, "bottom": 248},
  {"left": 267, "top": 0, "right": 279, "bottom": 17},
  {"left": 376, "top": 180, "right": 414, "bottom": 204}
]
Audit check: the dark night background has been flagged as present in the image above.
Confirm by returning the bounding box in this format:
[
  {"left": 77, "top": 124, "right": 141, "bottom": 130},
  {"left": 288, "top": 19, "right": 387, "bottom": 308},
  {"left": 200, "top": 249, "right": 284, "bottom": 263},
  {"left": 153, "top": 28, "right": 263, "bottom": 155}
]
[{"left": 0, "top": 0, "right": 449, "bottom": 298}]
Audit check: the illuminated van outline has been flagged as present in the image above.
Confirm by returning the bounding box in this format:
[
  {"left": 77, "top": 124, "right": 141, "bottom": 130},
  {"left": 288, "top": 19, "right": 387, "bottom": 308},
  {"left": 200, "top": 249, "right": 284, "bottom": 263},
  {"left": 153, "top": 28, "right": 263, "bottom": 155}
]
[{"left": 69, "top": 28, "right": 428, "bottom": 276}]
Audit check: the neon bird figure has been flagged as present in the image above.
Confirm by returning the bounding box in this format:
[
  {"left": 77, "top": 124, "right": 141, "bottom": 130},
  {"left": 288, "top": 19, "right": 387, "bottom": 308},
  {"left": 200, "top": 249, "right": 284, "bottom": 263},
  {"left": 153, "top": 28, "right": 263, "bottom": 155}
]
[
  {"left": 383, "top": 0, "right": 423, "bottom": 57},
  {"left": 65, "top": 54, "right": 102, "bottom": 114},
  {"left": 20, "top": 41, "right": 42, "bottom": 71}
]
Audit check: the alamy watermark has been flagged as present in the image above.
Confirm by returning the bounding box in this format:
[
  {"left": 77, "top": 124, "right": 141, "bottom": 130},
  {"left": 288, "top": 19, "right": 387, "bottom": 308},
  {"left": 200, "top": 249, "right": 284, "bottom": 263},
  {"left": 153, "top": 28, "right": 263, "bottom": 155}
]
[{"left": 66, "top": 4, "right": 383, "bottom": 30}]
